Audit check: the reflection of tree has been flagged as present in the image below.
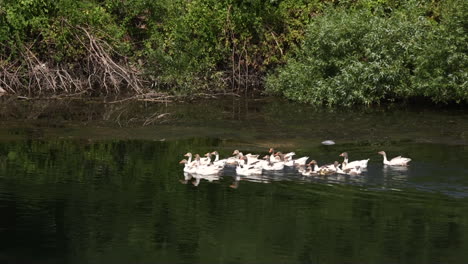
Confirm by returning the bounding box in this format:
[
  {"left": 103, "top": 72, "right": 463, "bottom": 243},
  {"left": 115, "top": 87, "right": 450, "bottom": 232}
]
[{"left": 0, "top": 139, "right": 466, "bottom": 263}]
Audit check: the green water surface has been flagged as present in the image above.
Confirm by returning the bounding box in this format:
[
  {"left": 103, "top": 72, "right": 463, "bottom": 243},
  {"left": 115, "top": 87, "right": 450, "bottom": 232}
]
[{"left": 0, "top": 98, "right": 467, "bottom": 264}]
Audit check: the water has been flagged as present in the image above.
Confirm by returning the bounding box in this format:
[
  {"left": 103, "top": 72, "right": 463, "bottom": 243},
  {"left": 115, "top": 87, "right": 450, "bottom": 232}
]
[{"left": 0, "top": 97, "right": 467, "bottom": 263}]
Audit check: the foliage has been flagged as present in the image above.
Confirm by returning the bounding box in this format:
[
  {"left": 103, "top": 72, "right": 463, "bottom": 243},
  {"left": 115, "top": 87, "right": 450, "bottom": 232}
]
[
  {"left": 266, "top": 0, "right": 467, "bottom": 106},
  {"left": 0, "top": 0, "right": 466, "bottom": 104},
  {"left": 412, "top": 0, "right": 468, "bottom": 103}
]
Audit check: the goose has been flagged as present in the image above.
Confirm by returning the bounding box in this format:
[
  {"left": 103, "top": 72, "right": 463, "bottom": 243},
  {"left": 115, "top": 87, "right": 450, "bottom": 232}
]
[
  {"left": 301, "top": 166, "right": 313, "bottom": 176},
  {"left": 301, "top": 164, "right": 319, "bottom": 176},
  {"left": 346, "top": 166, "right": 362, "bottom": 176},
  {"left": 211, "top": 151, "right": 227, "bottom": 167},
  {"left": 279, "top": 152, "right": 296, "bottom": 167},
  {"left": 378, "top": 151, "right": 411, "bottom": 166},
  {"left": 193, "top": 156, "right": 223, "bottom": 175},
  {"left": 245, "top": 153, "right": 261, "bottom": 165},
  {"left": 293, "top": 156, "right": 310, "bottom": 167},
  {"left": 195, "top": 164, "right": 223, "bottom": 175},
  {"left": 307, "top": 160, "right": 320, "bottom": 174},
  {"left": 179, "top": 159, "right": 197, "bottom": 174},
  {"left": 335, "top": 161, "right": 347, "bottom": 174},
  {"left": 339, "top": 152, "right": 369, "bottom": 169},
  {"left": 268, "top": 148, "right": 279, "bottom": 163},
  {"left": 184, "top": 152, "right": 196, "bottom": 166},
  {"left": 193, "top": 154, "right": 210, "bottom": 166},
  {"left": 226, "top": 150, "right": 243, "bottom": 165},
  {"left": 283, "top": 156, "right": 295, "bottom": 167},
  {"left": 278, "top": 152, "right": 309, "bottom": 166},
  {"left": 251, "top": 156, "right": 269, "bottom": 169},
  {"left": 318, "top": 161, "right": 339, "bottom": 175},
  {"left": 235, "top": 157, "right": 262, "bottom": 176},
  {"left": 203, "top": 152, "right": 212, "bottom": 164},
  {"left": 245, "top": 153, "right": 260, "bottom": 160},
  {"left": 261, "top": 155, "right": 285, "bottom": 171}
]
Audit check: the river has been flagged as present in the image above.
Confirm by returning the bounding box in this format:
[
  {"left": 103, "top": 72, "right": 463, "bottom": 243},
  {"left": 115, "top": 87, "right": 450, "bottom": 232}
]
[{"left": 0, "top": 97, "right": 467, "bottom": 263}]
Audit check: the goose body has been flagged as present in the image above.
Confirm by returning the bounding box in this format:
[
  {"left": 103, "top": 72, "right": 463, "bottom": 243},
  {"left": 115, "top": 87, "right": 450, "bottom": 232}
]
[
  {"left": 225, "top": 150, "right": 244, "bottom": 165},
  {"left": 192, "top": 155, "right": 223, "bottom": 175},
  {"left": 211, "top": 151, "right": 227, "bottom": 167},
  {"left": 346, "top": 166, "right": 362, "bottom": 176},
  {"left": 293, "top": 156, "right": 310, "bottom": 166},
  {"left": 309, "top": 160, "right": 321, "bottom": 173},
  {"left": 236, "top": 163, "right": 262, "bottom": 176},
  {"left": 301, "top": 165, "right": 318, "bottom": 176},
  {"left": 378, "top": 151, "right": 411, "bottom": 166},
  {"left": 339, "top": 152, "right": 369, "bottom": 169},
  {"left": 194, "top": 164, "right": 223, "bottom": 175},
  {"left": 179, "top": 159, "right": 197, "bottom": 174},
  {"left": 268, "top": 148, "right": 277, "bottom": 163},
  {"left": 262, "top": 161, "right": 285, "bottom": 171},
  {"left": 318, "top": 161, "right": 340, "bottom": 175}
]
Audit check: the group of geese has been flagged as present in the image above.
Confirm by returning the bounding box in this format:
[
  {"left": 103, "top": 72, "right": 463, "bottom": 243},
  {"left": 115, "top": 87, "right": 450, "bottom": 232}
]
[{"left": 179, "top": 148, "right": 411, "bottom": 177}]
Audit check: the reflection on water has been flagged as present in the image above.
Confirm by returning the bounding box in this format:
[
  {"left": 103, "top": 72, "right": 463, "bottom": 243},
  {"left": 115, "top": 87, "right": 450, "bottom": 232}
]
[
  {"left": 0, "top": 97, "right": 467, "bottom": 264},
  {"left": 0, "top": 137, "right": 467, "bottom": 264}
]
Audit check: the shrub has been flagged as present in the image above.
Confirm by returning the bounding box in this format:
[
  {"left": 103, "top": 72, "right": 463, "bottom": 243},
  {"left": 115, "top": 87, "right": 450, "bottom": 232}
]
[{"left": 266, "top": 0, "right": 467, "bottom": 106}]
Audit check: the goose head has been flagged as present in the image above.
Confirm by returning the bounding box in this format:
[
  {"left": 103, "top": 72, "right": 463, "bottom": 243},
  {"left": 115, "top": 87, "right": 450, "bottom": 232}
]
[
  {"left": 274, "top": 152, "right": 284, "bottom": 160},
  {"left": 232, "top": 150, "right": 240, "bottom": 155},
  {"left": 179, "top": 159, "right": 188, "bottom": 164},
  {"left": 269, "top": 148, "right": 274, "bottom": 154},
  {"left": 333, "top": 161, "right": 341, "bottom": 168},
  {"left": 184, "top": 152, "right": 192, "bottom": 157},
  {"left": 240, "top": 156, "right": 248, "bottom": 164},
  {"left": 211, "top": 151, "right": 219, "bottom": 156},
  {"left": 377, "top": 151, "right": 386, "bottom": 156},
  {"left": 339, "top": 152, "right": 348, "bottom": 158}
]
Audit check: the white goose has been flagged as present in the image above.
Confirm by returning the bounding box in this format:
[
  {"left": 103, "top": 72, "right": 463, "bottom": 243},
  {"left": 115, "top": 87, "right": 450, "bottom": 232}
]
[
  {"left": 262, "top": 155, "right": 285, "bottom": 171},
  {"left": 236, "top": 157, "right": 262, "bottom": 176},
  {"left": 183, "top": 152, "right": 196, "bottom": 166},
  {"left": 211, "top": 151, "right": 227, "bottom": 167},
  {"left": 318, "top": 161, "right": 339, "bottom": 175},
  {"left": 281, "top": 152, "right": 295, "bottom": 167},
  {"left": 179, "top": 159, "right": 197, "bottom": 174},
  {"left": 378, "top": 151, "right": 411, "bottom": 166},
  {"left": 279, "top": 152, "right": 309, "bottom": 166},
  {"left": 194, "top": 156, "right": 223, "bottom": 175},
  {"left": 339, "top": 152, "right": 369, "bottom": 169},
  {"left": 300, "top": 167, "right": 314, "bottom": 176},
  {"left": 225, "top": 150, "right": 243, "bottom": 165},
  {"left": 301, "top": 162, "right": 319, "bottom": 176},
  {"left": 193, "top": 153, "right": 210, "bottom": 166},
  {"left": 346, "top": 166, "right": 362, "bottom": 176},
  {"left": 293, "top": 156, "right": 310, "bottom": 167},
  {"left": 307, "top": 160, "right": 321, "bottom": 174},
  {"left": 268, "top": 148, "right": 277, "bottom": 163}
]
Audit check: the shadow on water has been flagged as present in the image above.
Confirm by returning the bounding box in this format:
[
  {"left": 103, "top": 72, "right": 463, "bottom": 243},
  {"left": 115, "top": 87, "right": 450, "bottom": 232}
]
[{"left": 0, "top": 97, "right": 467, "bottom": 263}]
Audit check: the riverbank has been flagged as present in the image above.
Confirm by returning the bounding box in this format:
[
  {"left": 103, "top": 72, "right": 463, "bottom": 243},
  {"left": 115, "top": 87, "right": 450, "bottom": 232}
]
[
  {"left": 1, "top": 0, "right": 466, "bottom": 105},
  {"left": 0, "top": 97, "right": 466, "bottom": 147}
]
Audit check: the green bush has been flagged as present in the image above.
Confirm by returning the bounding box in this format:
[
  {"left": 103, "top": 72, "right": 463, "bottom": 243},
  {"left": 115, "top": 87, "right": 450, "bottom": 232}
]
[
  {"left": 412, "top": 0, "right": 468, "bottom": 103},
  {"left": 266, "top": 0, "right": 467, "bottom": 106}
]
